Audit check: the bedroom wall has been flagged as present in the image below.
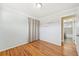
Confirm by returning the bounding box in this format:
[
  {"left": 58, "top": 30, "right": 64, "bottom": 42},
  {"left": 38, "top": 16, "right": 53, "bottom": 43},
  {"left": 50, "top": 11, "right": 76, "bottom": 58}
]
[
  {"left": 40, "top": 22, "right": 61, "bottom": 45},
  {"left": 40, "top": 7, "right": 77, "bottom": 46},
  {"left": 40, "top": 7, "right": 79, "bottom": 55},
  {"left": 0, "top": 5, "right": 29, "bottom": 51}
]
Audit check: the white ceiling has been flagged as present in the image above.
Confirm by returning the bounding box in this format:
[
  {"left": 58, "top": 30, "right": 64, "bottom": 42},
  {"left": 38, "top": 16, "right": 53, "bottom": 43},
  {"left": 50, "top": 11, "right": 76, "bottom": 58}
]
[{"left": 2, "top": 3, "right": 79, "bottom": 18}]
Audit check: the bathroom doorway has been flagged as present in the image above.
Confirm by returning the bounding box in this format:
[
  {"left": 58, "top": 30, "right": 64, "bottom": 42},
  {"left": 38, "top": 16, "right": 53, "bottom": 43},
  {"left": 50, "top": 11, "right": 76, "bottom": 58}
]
[{"left": 61, "top": 15, "right": 78, "bottom": 56}]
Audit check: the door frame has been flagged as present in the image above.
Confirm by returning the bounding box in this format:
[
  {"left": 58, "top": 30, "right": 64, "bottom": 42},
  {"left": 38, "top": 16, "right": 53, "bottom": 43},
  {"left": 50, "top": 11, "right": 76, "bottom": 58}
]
[{"left": 61, "top": 15, "right": 75, "bottom": 47}]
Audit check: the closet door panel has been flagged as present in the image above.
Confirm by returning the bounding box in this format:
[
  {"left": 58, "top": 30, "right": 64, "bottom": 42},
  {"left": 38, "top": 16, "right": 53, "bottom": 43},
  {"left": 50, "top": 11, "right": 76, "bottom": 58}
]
[{"left": 28, "top": 17, "right": 40, "bottom": 43}]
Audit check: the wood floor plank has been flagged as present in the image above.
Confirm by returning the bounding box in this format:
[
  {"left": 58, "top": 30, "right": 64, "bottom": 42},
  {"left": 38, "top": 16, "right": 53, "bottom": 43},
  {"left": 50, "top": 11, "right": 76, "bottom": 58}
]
[
  {"left": 0, "top": 40, "right": 78, "bottom": 56},
  {"left": 31, "top": 41, "right": 59, "bottom": 56},
  {"left": 35, "top": 41, "right": 62, "bottom": 55},
  {"left": 37, "top": 41, "right": 62, "bottom": 55}
]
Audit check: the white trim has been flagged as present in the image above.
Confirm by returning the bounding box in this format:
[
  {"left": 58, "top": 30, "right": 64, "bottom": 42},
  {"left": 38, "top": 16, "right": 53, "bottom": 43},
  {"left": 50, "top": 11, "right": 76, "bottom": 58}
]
[{"left": 0, "top": 42, "right": 28, "bottom": 52}]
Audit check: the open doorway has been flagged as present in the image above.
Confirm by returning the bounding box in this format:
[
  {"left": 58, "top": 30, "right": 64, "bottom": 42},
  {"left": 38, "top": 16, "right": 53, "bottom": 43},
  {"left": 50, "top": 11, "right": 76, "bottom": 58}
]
[{"left": 61, "top": 15, "right": 78, "bottom": 56}]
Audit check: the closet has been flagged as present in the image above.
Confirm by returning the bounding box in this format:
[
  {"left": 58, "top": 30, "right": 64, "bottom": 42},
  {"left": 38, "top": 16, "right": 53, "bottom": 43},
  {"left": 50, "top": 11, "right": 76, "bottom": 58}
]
[{"left": 28, "top": 17, "right": 40, "bottom": 43}]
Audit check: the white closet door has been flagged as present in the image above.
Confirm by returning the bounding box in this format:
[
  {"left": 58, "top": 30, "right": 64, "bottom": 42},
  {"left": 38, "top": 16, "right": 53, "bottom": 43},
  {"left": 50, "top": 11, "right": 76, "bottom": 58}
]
[{"left": 28, "top": 17, "right": 40, "bottom": 43}]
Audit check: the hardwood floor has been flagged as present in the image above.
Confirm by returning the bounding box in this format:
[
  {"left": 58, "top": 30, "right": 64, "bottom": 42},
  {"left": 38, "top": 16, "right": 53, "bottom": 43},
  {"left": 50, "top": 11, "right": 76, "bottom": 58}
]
[
  {"left": 64, "top": 39, "right": 78, "bottom": 56},
  {"left": 0, "top": 40, "right": 77, "bottom": 56}
]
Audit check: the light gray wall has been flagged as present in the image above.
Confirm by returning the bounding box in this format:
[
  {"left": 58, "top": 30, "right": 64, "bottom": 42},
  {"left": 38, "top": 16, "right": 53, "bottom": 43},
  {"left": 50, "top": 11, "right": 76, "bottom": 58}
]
[
  {"left": 40, "top": 7, "right": 79, "bottom": 55},
  {"left": 40, "top": 23, "right": 61, "bottom": 46},
  {"left": 0, "top": 5, "right": 29, "bottom": 51},
  {"left": 40, "top": 7, "right": 77, "bottom": 46}
]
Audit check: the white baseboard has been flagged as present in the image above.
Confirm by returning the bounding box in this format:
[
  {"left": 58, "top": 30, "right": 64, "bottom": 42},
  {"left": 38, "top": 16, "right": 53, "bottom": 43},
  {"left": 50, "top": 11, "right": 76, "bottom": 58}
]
[{"left": 0, "top": 42, "right": 28, "bottom": 52}]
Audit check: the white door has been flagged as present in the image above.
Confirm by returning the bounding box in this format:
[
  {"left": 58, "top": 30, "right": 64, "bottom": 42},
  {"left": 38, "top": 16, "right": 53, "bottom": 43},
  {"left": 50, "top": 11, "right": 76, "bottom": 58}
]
[{"left": 75, "top": 22, "right": 79, "bottom": 55}]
